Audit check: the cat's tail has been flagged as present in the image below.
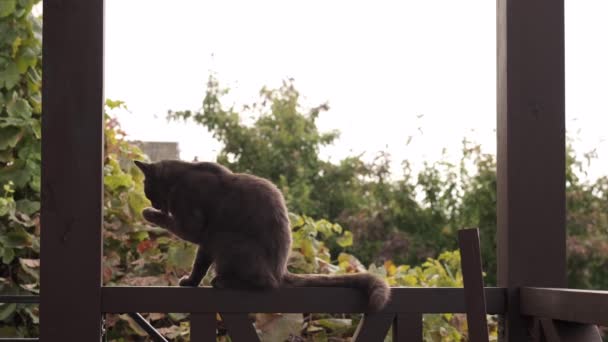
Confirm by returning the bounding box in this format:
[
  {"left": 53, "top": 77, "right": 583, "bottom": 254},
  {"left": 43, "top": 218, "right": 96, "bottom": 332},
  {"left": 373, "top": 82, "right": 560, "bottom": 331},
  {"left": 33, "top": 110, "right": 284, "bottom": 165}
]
[{"left": 282, "top": 272, "right": 390, "bottom": 312}]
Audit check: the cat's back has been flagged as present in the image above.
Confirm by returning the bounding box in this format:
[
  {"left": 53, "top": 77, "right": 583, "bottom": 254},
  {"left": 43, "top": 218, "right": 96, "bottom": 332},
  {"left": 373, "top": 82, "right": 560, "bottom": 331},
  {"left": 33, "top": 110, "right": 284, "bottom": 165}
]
[
  {"left": 232, "top": 172, "right": 285, "bottom": 203},
  {"left": 221, "top": 172, "right": 289, "bottom": 225}
]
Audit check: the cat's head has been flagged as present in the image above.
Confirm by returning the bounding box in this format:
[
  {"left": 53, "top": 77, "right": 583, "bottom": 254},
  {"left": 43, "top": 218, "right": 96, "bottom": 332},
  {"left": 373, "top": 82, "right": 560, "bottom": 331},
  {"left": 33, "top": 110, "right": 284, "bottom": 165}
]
[{"left": 134, "top": 160, "right": 167, "bottom": 211}]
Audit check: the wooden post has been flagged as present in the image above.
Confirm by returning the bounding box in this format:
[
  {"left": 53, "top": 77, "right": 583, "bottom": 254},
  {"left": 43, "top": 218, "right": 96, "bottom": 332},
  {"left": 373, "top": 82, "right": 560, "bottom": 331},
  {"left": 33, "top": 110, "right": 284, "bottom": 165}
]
[
  {"left": 496, "top": 0, "right": 566, "bottom": 341},
  {"left": 458, "top": 229, "right": 489, "bottom": 342},
  {"left": 41, "top": 0, "right": 105, "bottom": 340}
]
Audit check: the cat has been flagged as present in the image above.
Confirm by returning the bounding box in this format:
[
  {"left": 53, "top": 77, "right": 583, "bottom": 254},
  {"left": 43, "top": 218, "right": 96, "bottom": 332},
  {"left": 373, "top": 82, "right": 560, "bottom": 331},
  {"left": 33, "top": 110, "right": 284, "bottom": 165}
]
[{"left": 134, "top": 159, "right": 390, "bottom": 312}]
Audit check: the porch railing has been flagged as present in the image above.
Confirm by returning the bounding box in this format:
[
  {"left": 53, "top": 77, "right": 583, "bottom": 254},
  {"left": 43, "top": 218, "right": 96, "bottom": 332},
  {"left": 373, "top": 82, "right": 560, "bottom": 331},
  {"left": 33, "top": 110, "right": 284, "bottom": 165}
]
[
  {"left": 6, "top": 288, "right": 606, "bottom": 341},
  {"left": 1, "top": 230, "right": 605, "bottom": 341}
]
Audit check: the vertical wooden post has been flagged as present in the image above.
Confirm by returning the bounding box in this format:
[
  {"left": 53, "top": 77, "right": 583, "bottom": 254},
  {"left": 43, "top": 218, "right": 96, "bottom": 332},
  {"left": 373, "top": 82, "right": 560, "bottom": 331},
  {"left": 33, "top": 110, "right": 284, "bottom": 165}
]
[
  {"left": 496, "top": 0, "right": 566, "bottom": 341},
  {"left": 41, "top": 0, "right": 105, "bottom": 340},
  {"left": 190, "top": 313, "right": 217, "bottom": 342},
  {"left": 392, "top": 314, "right": 422, "bottom": 342},
  {"left": 458, "top": 229, "right": 489, "bottom": 342}
]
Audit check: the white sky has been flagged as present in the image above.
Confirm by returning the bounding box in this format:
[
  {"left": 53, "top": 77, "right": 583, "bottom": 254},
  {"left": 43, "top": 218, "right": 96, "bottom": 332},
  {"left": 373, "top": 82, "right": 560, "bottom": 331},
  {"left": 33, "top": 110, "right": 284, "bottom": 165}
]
[{"left": 105, "top": 0, "right": 608, "bottom": 180}]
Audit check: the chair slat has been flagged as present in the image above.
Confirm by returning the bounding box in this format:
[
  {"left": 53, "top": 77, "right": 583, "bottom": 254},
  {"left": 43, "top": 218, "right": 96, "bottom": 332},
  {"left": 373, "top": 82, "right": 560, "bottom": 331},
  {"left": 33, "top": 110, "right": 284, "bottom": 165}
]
[
  {"left": 392, "top": 313, "right": 422, "bottom": 342},
  {"left": 220, "top": 313, "right": 260, "bottom": 342},
  {"left": 352, "top": 313, "right": 395, "bottom": 342},
  {"left": 190, "top": 313, "right": 216, "bottom": 342}
]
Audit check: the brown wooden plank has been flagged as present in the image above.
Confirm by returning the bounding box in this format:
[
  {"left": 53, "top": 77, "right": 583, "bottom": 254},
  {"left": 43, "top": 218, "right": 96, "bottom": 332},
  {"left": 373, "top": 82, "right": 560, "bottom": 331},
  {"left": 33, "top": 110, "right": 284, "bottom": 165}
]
[
  {"left": 352, "top": 313, "right": 394, "bottom": 342},
  {"left": 41, "top": 0, "right": 104, "bottom": 340},
  {"left": 392, "top": 313, "right": 422, "bottom": 342},
  {"left": 496, "top": 0, "right": 566, "bottom": 340},
  {"left": 219, "top": 313, "right": 260, "bottom": 342},
  {"left": 520, "top": 287, "right": 608, "bottom": 326},
  {"left": 540, "top": 318, "right": 560, "bottom": 342},
  {"left": 101, "top": 287, "right": 507, "bottom": 314},
  {"left": 458, "top": 229, "right": 489, "bottom": 342},
  {"left": 190, "top": 313, "right": 216, "bottom": 342}
]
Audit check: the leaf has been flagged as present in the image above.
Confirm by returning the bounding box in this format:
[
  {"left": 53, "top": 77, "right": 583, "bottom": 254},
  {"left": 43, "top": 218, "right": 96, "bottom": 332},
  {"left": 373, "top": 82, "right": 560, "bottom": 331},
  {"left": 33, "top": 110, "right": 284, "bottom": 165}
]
[
  {"left": 0, "top": 149, "right": 13, "bottom": 163},
  {"left": 11, "top": 36, "right": 22, "bottom": 58},
  {"left": 24, "top": 307, "right": 39, "bottom": 324},
  {"left": 19, "top": 258, "right": 39, "bottom": 268},
  {"left": 314, "top": 318, "right": 352, "bottom": 335},
  {"left": 104, "top": 169, "right": 132, "bottom": 191},
  {"left": 0, "top": 62, "right": 19, "bottom": 89},
  {"left": 168, "top": 312, "right": 188, "bottom": 322},
  {"left": 0, "top": 227, "right": 33, "bottom": 248},
  {"left": 7, "top": 98, "right": 32, "bottom": 119},
  {"left": 167, "top": 243, "right": 196, "bottom": 271},
  {"left": 257, "top": 313, "right": 303, "bottom": 342},
  {"left": 30, "top": 119, "right": 41, "bottom": 138},
  {"left": 0, "top": 197, "right": 14, "bottom": 217},
  {"left": 128, "top": 191, "right": 149, "bottom": 217},
  {"left": 0, "top": 303, "right": 16, "bottom": 321},
  {"left": 16, "top": 46, "right": 38, "bottom": 73},
  {"left": 120, "top": 314, "right": 148, "bottom": 336},
  {"left": 2, "top": 247, "right": 15, "bottom": 264},
  {"left": 19, "top": 258, "right": 39, "bottom": 280},
  {"left": 336, "top": 231, "right": 353, "bottom": 248},
  {"left": 131, "top": 230, "right": 149, "bottom": 242},
  {"left": 0, "top": 0, "right": 16, "bottom": 18},
  {"left": 0, "top": 126, "right": 23, "bottom": 149},
  {"left": 0, "top": 159, "right": 31, "bottom": 188},
  {"left": 136, "top": 239, "right": 154, "bottom": 254},
  {"left": 16, "top": 199, "right": 39, "bottom": 215}
]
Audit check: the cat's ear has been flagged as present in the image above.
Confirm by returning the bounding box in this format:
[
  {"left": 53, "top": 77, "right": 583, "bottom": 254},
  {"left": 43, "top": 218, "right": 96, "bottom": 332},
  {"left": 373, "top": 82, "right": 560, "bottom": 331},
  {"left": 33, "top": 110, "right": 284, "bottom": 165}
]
[{"left": 134, "top": 160, "right": 154, "bottom": 176}]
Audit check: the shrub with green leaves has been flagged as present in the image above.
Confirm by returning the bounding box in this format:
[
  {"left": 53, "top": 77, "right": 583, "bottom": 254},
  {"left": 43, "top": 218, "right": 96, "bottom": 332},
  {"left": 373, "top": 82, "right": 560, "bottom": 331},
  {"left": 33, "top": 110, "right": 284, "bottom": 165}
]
[{"left": 0, "top": 0, "right": 41, "bottom": 337}]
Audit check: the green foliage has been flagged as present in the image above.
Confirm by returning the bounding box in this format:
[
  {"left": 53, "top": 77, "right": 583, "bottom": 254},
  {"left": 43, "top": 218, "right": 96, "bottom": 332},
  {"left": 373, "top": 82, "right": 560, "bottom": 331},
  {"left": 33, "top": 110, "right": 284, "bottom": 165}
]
[
  {"left": 169, "top": 76, "right": 346, "bottom": 218},
  {"left": 0, "top": 0, "right": 41, "bottom": 337}
]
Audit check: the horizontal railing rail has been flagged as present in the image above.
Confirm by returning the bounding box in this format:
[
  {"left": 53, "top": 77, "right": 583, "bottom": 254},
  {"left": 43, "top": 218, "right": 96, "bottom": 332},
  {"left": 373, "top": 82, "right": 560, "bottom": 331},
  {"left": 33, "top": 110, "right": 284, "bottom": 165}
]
[
  {"left": 521, "top": 287, "right": 608, "bottom": 326},
  {"left": 7, "top": 286, "right": 608, "bottom": 340},
  {"left": 101, "top": 286, "right": 507, "bottom": 314}
]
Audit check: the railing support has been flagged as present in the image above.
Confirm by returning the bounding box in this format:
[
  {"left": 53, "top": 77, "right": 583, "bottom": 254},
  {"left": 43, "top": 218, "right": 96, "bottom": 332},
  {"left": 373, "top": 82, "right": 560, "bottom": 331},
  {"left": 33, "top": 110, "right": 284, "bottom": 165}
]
[
  {"left": 41, "top": 0, "right": 105, "bottom": 340},
  {"left": 190, "top": 313, "right": 217, "bottom": 342},
  {"left": 459, "top": 228, "right": 489, "bottom": 342},
  {"left": 352, "top": 313, "right": 394, "bottom": 342},
  {"left": 496, "top": 0, "right": 566, "bottom": 340},
  {"left": 392, "top": 314, "right": 422, "bottom": 341}
]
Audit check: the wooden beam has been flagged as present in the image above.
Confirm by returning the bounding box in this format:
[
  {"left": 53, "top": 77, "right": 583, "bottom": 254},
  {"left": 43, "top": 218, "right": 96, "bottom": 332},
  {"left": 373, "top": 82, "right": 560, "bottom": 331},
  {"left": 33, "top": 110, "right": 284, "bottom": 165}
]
[
  {"left": 496, "top": 0, "right": 566, "bottom": 340},
  {"left": 41, "top": 0, "right": 104, "bottom": 340},
  {"left": 101, "top": 287, "right": 507, "bottom": 314},
  {"left": 392, "top": 314, "right": 422, "bottom": 342},
  {"left": 458, "top": 229, "right": 489, "bottom": 342},
  {"left": 219, "top": 313, "right": 260, "bottom": 342},
  {"left": 190, "top": 313, "right": 217, "bottom": 342},
  {"left": 521, "top": 287, "right": 608, "bottom": 326},
  {"left": 352, "top": 313, "right": 394, "bottom": 342}
]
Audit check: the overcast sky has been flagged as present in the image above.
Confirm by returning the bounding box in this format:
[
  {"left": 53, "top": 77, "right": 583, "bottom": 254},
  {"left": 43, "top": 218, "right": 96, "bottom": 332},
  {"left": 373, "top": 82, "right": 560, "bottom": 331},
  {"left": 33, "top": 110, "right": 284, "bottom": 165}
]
[{"left": 105, "top": 0, "right": 608, "bottom": 180}]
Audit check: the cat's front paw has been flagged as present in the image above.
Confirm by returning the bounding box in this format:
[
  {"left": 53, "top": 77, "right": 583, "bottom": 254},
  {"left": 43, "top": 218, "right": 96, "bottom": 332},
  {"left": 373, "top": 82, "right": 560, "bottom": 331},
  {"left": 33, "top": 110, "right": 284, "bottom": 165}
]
[
  {"left": 178, "top": 276, "right": 199, "bottom": 287},
  {"left": 142, "top": 207, "right": 165, "bottom": 224}
]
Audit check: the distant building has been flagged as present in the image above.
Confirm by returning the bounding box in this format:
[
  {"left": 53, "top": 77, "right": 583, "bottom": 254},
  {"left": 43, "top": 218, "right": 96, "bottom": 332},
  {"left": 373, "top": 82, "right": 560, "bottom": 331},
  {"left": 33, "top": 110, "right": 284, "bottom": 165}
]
[{"left": 131, "top": 141, "right": 180, "bottom": 161}]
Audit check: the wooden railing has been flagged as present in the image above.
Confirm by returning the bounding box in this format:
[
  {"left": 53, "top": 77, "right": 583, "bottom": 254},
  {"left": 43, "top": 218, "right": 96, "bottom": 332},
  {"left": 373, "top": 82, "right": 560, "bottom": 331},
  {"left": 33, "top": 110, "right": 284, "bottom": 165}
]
[
  {"left": 101, "top": 287, "right": 506, "bottom": 341},
  {"left": 2, "top": 229, "right": 606, "bottom": 341},
  {"left": 100, "top": 228, "right": 499, "bottom": 341},
  {"left": 7, "top": 287, "right": 607, "bottom": 341},
  {"left": 520, "top": 287, "right": 606, "bottom": 341}
]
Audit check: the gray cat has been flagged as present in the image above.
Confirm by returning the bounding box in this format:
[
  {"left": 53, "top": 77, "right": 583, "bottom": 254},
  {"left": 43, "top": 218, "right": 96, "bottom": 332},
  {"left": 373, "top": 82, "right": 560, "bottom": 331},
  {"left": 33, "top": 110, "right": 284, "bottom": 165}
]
[{"left": 134, "top": 160, "right": 390, "bottom": 312}]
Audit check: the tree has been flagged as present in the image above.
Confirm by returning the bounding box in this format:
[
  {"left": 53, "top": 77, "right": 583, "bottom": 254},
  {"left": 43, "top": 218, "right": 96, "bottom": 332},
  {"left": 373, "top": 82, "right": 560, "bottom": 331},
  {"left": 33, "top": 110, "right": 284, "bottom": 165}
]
[{"left": 168, "top": 75, "right": 350, "bottom": 218}]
